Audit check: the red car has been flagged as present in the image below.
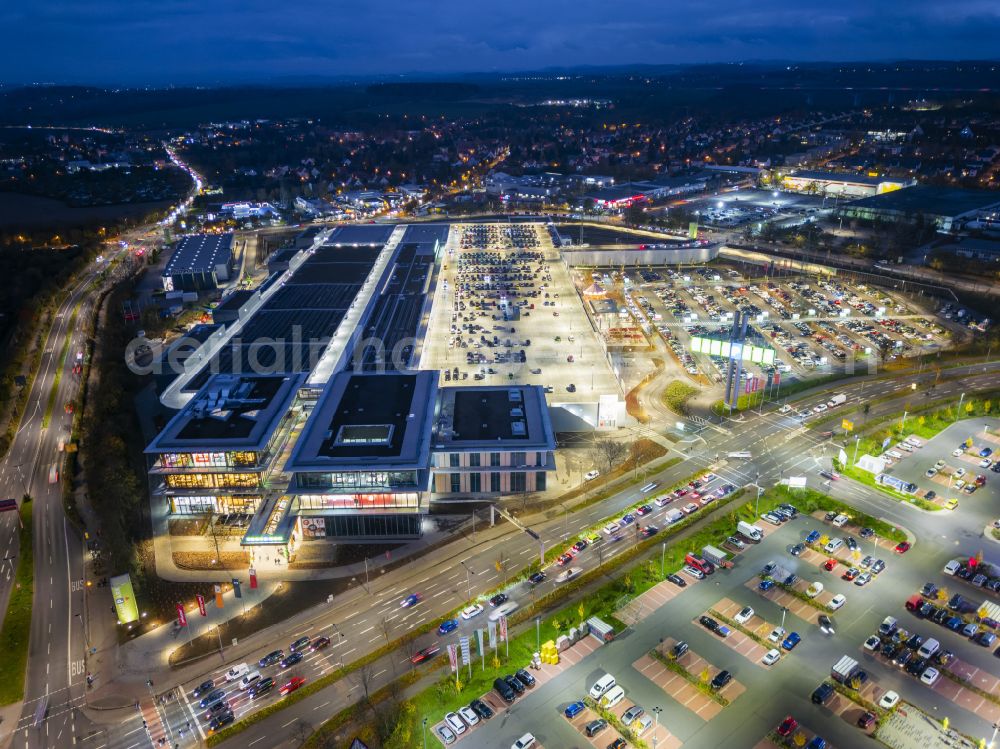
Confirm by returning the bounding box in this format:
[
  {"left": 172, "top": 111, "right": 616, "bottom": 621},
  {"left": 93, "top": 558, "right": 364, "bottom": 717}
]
[
  {"left": 556, "top": 553, "right": 573, "bottom": 566},
  {"left": 410, "top": 645, "right": 440, "bottom": 664},
  {"left": 279, "top": 677, "right": 306, "bottom": 696},
  {"left": 777, "top": 716, "right": 798, "bottom": 737},
  {"left": 823, "top": 559, "right": 837, "bottom": 571},
  {"left": 895, "top": 542, "right": 911, "bottom": 554}
]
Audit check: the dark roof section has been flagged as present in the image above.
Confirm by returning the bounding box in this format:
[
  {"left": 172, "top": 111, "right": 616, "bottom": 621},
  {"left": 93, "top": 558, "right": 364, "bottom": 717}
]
[
  {"left": 399, "top": 223, "right": 449, "bottom": 245},
  {"left": 285, "top": 370, "right": 437, "bottom": 472},
  {"left": 843, "top": 185, "right": 1000, "bottom": 218},
  {"left": 164, "top": 233, "right": 234, "bottom": 276},
  {"left": 325, "top": 224, "right": 395, "bottom": 245},
  {"left": 147, "top": 373, "right": 304, "bottom": 453},
  {"left": 215, "top": 290, "right": 254, "bottom": 315},
  {"left": 452, "top": 390, "right": 528, "bottom": 441},
  {"left": 317, "top": 374, "right": 417, "bottom": 458}
]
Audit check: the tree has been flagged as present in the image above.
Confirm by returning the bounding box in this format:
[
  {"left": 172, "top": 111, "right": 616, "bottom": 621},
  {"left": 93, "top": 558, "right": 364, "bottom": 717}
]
[
  {"left": 355, "top": 662, "right": 375, "bottom": 706},
  {"left": 591, "top": 437, "right": 628, "bottom": 475},
  {"left": 289, "top": 720, "right": 313, "bottom": 746},
  {"left": 942, "top": 717, "right": 949, "bottom": 731},
  {"left": 699, "top": 667, "right": 711, "bottom": 684},
  {"left": 578, "top": 602, "right": 585, "bottom": 625},
  {"left": 793, "top": 732, "right": 807, "bottom": 747}
]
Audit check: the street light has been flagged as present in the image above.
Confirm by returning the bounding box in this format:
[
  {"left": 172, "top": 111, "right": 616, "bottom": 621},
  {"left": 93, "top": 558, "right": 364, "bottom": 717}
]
[
  {"left": 460, "top": 560, "right": 473, "bottom": 602},
  {"left": 422, "top": 718, "right": 428, "bottom": 749},
  {"left": 652, "top": 706, "right": 663, "bottom": 746}
]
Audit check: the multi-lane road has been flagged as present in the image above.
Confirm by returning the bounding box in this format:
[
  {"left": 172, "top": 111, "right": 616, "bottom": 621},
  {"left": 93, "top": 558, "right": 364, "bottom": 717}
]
[
  {"left": 147, "top": 362, "right": 996, "bottom": 748},
  {"left": 2, "top": 228, "right": 994, "bottom": 749}
]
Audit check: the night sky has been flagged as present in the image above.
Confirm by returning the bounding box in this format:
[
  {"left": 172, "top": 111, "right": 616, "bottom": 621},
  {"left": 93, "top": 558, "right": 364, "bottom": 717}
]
[{"left": 3, "top": 0, "right": 1000, "bottom": 84}]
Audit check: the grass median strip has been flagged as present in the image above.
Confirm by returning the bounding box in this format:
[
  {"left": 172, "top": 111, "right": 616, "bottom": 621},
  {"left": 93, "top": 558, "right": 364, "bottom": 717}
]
[
  {"left": 648, "top": 648, "right": 729, "bottom": 706},
  {"left": 583, "top": 696, "right": 650, "bottom": 749},
  {"left": 707, "top": 609, "right": 771, "bottom": 649},
  {"left": 0, "top": 503, "right": 34, "bottom": 705}
]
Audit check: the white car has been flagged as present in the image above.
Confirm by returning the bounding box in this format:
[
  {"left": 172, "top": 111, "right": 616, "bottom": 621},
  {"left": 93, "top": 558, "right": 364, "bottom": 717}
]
[
  {"left": 458, "top": 705, "right": 480, "bottom": 726},
  {"left": 920, "top": 667, "right": 940, "bottom": 686},
  {"left": 584, "top": 470, "right": 600, "bottom": 481},
  {"left": 444, "top": 712, "right": 467, "bottom": 735},
  {"left": 768, "top": 626, "right": 786, "bottom": 643},
  {"left": 953, "top": 448, "right": 965, "bottom": 457},
  {"left": 762, "top": 648, "right": 781, "bottom": 666},
  {"left": 955, "top": 467, "right": 967, "bottom": 478},
  {"left": 512, "top": 733, "right": 536, "bottom": 749},
  {"left": 814, "top": 404, "right": 828, "bottom": 413},
  {"left": 864, "top": 635, "right": 881, "bottom": 651},
  {"left": 603, "top": 522, "right": 621, "bottom": 535},
  {"left": 934, "top": 460, "right": 946, "bottom": 470},
  {"left": 225, "top": 663, "right": 250, "bottom": 682},
  {"left": 806, "top": 582, "right": 824, "bottom": 598},
  {"left": 828, "top": 594, "right": 846, "bottom": 611},
  {"left": 437, "top": 725, "right": 456, "bottom": 745},
  {"left": 555, "top": 567, "right": 581, "bottom": 583},
  {"left": 778, "top": 404, "right": 793, "bottom": 414},
  {"left": 734, "top": 606, "right": 754, "bottom": 625},
  {"left": 925, "top": 468, "right": 938, "bottom": 478},
  {"left": 879, "top": 690, "right": 900, "bottom": 709},
  {"left": 460, "top": 604, "right": 484, "bottom": 620},
  {"left": 489, "top": 601, "right": 519, "bottom": 621},
  {"left": 982, "top": 458, "right": 994, "bottom": 468}
]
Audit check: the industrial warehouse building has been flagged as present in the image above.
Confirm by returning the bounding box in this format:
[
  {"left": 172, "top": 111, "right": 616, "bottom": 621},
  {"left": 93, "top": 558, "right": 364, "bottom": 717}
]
[
  {"left": 837, "top": 185, "right": 1000, "bottom": 232},
  {"left": 781, "top": 169, "right": 911, "bottom": 198},
  {"left": 162, "top": 232, "right": 234, "bottom": 291}
]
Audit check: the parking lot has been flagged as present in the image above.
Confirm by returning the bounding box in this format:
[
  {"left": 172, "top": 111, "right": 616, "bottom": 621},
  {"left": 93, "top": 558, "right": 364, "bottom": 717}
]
[
  {"left": 878, "top": 418, "right": 1000, "bottom": 513},
  {"left": 420, "top": 222, "right": 623, "bottom": 403},
  {"left": 444, "top": 496, "right": 1000, "bottom": 749},
  {"left": 588, "top": 262, "right": 957, "bottom": 400}
]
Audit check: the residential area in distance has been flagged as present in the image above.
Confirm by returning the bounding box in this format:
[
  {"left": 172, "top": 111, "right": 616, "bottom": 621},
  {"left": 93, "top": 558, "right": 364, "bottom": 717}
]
[{"left": 2, "top": 24, "right": 1000, "bottom": 749}]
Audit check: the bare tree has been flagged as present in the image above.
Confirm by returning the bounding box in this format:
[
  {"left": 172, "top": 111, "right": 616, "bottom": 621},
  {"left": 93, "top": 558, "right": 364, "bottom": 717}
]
[
  {"left": 290, "top": 719, "right": 313, "bottom": 746},
  {"left": 354, "top": 662, "right": 375, "bottom": 706},
  {"left": 380, "top": 615, "right": 393, "bottom": 647},
  {"left": 591, "top": 437, "right": 628, "bottom": 474}
]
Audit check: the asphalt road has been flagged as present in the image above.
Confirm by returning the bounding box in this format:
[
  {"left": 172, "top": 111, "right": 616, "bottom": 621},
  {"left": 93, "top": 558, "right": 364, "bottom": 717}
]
[{"left": 194, "top": 360, "right": 1000, "bottom": 748}]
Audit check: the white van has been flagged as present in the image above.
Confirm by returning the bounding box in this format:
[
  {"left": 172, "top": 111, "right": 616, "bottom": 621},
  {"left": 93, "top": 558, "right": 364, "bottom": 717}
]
[
  {"left": 589, "top": 674, "right": 616, "bottom": 699},
  {"left": 240, "top": 671, "right": 262, "bottom": 690},
  {"left": 832, "top": 514, "right": 849, "bottom": 527},
  {"left": 600, "top": 685, "right": 625, "bottom": 709},
  {"left": 886, "top": 450, "right": 903, "bottom": 460},
  {"left": 943, "top": 560, "right": 961, "bottom": 575},
  {"left": 225, "top": 663, "right": 250, "bottom": 682},
  {"left": 917, "top": 638, "right": 940, "bottom": 659},
  {"left": 824, "top": 538, "right": 845, "bottom": 554}
]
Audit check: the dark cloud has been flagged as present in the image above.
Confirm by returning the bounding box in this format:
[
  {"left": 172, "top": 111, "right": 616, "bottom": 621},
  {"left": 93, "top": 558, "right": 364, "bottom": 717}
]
[{"left": 1, "top": 0, "right": 998, "bottom": 84}]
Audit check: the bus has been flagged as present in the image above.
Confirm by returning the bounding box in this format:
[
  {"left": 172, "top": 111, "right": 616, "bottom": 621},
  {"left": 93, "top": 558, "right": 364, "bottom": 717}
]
[{"left": 726, "top": 451, "right": 752, "bottom": 460}]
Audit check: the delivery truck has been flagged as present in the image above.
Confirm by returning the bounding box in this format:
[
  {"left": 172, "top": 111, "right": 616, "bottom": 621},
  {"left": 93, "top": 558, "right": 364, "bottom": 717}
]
[
  {"left": 827, "top": 393, "right": 847, "bottom": 407},
  {"left": 831, "top": 655, "right": 861, "bottom": 684}
]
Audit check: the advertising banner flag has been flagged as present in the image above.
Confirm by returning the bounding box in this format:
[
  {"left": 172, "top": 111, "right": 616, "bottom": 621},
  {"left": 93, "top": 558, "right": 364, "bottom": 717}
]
[
  {"left": 838, "top": 449, "right": 849, "bottom": 466},
  {"left": 232, "top": 578, "right": 242, "bottom": 599},
  {"left": 460, "top": 636, "right": 471, "bottom": 666},
  {"left": 447, "top": 644, "right": 458, "bottom": 673},
  {"left": 498, "top": 615, "right": 508, "bottom": 642},
  {"left": 214, "top": 584, "right": 224, "bottom": 609},
  {"left": 488, "top": 619, "right": 498, "bottom": 649},
  {"left": 176, "top": 604, "right": 187, "bottom": 627},
  {"left": 249, "top": 568, "right": 257, "bottom": 589},
  {"left": 196, "top": 594, "right": 207, "bottom": 617},
  {"left": 476, "top": 628, "right": 485, "bottom": 654}
]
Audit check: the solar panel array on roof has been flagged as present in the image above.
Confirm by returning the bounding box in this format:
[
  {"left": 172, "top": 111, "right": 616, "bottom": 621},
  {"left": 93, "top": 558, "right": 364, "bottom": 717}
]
[
  {"left": 182, "top": 236, "right": 384, "bottom": 391},
  {"left": 325, "top": 224, "right": 395, "bottom": 245},
  {"left": 353, "top": 239, "right": 436, "bottom": 371}
]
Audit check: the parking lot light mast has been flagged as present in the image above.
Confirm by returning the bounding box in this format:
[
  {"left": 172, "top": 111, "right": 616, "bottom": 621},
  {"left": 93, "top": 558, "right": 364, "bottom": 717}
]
[
  {"left": 652, "top": 706, "right": 662, "bottom": 747},
  {"left": 460, "top": 561, "right": 473, "bottom": 601},
  {"left": 660, "top": 542, "right": 666, "bottom": 579}
]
